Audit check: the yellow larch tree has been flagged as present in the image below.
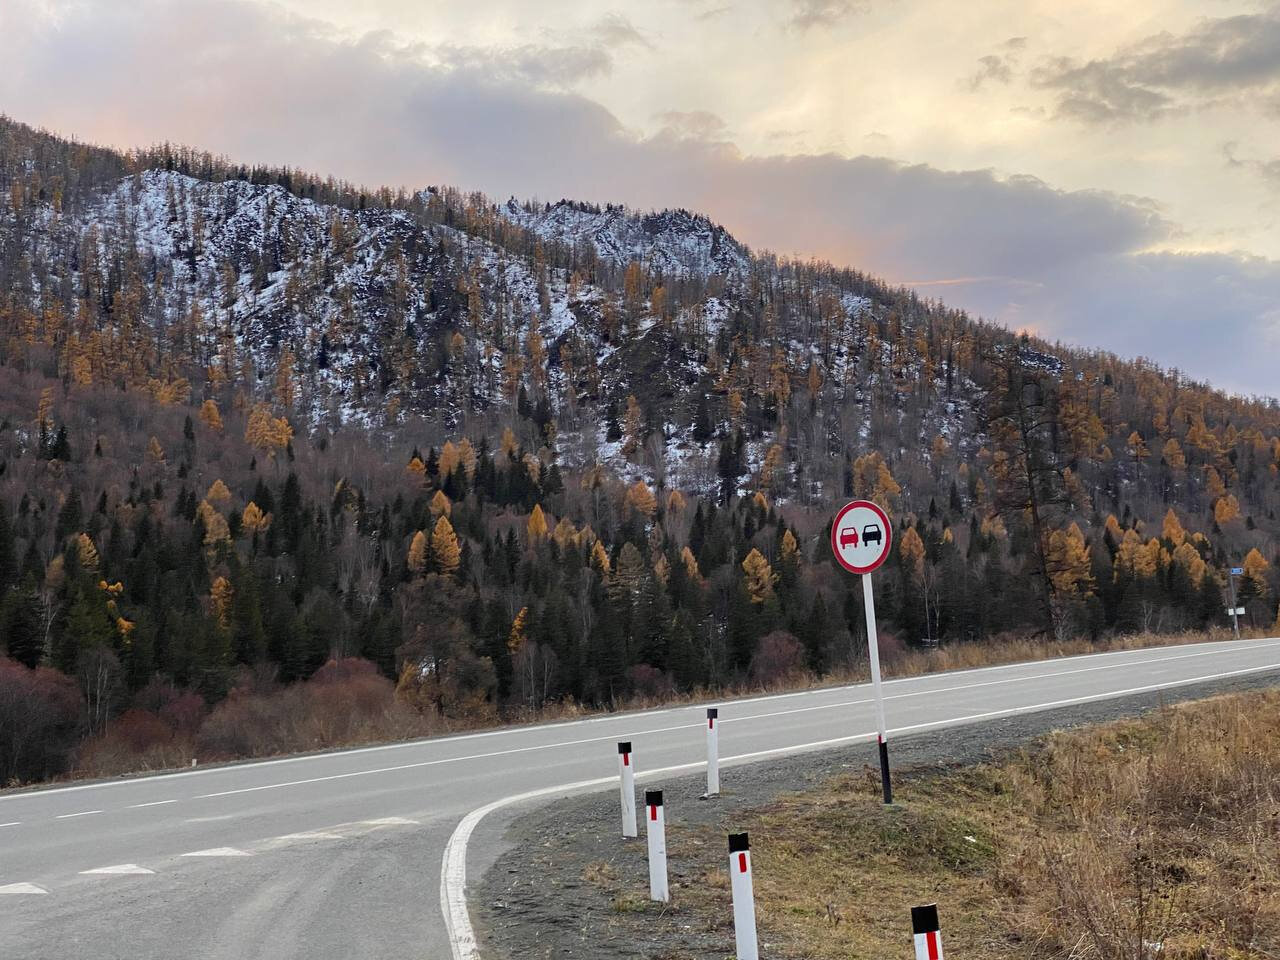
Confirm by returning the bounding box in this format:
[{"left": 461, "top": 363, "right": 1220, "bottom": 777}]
[
  {"left": 407, "top": 530, "right": 429, "bottom": 575},
  {"left": 241, "top": 501, "right": 272, "bottom": 535},
  {"left": 680, "top": 546, "right": 702, "bottom": 584},
  {"left": 430, "top": 516, "right": 461, "bottom": 577},
  {"left": 210, "top": 576, "right": 234, "bottom": 630},
  {"left": 199, "top": 398, "right": 224, "bottom": 432},
  {"left": 624, "top": 481, "right": 657, "bottom": 520},
  {"left": 508, "top": 607, "right": 529, "bottom": 655},
  {"left": 205, "top": 479, "right": 232, "bottom": 505},
  {"left": 1161, "top": 508, "right": 1186, "bottom": 547},
  {"left": 899, "top": 526, "right": 926, "bottom": 581},
  {"left": 1045, "top": 523, "right": 1094, "bottom": 598},
  {"left": 428, "top": 490, "right": 452, "bottom": 518},
  {"left": 590, "top": 540, "right": 612, "bottom": 576},
  {"left": 1242, "top": 548, "right": 1269, "bottom": 598},
  {"left": 75, "top": 533, "right": 100, "bottom": 571},
  {"left": 527, "top": 504, "right": 549, "bottom": 541},
  {"left": 742, "top": 548, "right": 777, "bottom": 604}
]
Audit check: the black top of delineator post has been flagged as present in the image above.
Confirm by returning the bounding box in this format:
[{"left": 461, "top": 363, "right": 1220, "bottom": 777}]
[
  {"left": 728, "top": 833, "right": 749, "bottom": 853},
  {"left": 645, "top": 790, "right": 663, "bottom": 806},
  {"left": 617, "top": 741, "right": 631, "bottom": 753},
  {"left": 707, "top": 707, "right": 718, "bottom": 718},
  {"left": 911, "top": 904, "right": 939, "bottom": 933}
]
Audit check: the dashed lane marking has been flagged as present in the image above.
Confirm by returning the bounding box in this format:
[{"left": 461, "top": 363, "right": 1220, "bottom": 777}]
[
  {"left": 0, "top": 821, "right": 20, "bottom": 828},
  {"left": 0, "top": 883, "right": 48, "bottom": 895},
  {"left": 55, "top": 810, "right": 102, "bottom": 819},
  {"left": 181, "top": 847, "right": 249, "bottom": 857},
  {"left": 80, "top": 864, "right": 155, "bottom": 875},
  {"left": 129, "top": 800, "right": 178, "bottom": 809},
  {"left": 269, "top": 831, "right": 345, "bottom": 843}
]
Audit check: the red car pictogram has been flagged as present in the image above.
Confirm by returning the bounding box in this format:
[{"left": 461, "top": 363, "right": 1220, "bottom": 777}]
[{"left": 838, "top": 527, "right": 859, "bottom": 549}]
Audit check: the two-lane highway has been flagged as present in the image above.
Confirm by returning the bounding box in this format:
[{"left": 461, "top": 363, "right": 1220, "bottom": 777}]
[{"left": 2, "top": 636, "right": 1278, "bottom": 959}]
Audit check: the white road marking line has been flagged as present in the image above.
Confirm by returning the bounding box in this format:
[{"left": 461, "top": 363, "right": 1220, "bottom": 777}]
[
  {"left": 362, "top": 817, "right": 419, "bottom": 826},
  {"left": 0, "top": 821, "right": 20, "bottom": 827},
  {"left": 80, "top": 864, "right": 155, "bottom": 875},
  {"left": 191, "top": 641, "right": 1280, "bottom": 802},
  {"left": 439, "top": 657, "right": 1280, "bottom": 960},
  {"left": 270, "top": 831, "right": 345, "bottom": 842},
  {"left": 55, "top": 810, "right": 102, "bottom": 819},
  {"left": 6, "top": 636, "right": 1275, "bottom": 803},
  {"left": 0, "top": 883, "right": 48, "bottom": 895},
  {"left": 181, "top": 847, "right": 249, "bottom": 857},
  {"left": 129, "top": 799, "right": 178, "bottom": 809}
]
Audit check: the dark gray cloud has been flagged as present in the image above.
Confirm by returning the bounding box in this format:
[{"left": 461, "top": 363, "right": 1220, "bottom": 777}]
[
  {"left": 4, "top": 0, "right": 1279, "bottom": 396},
  {"left": 1032, "top": 5, "right": 1280, "bottom": 123},
  {"left": 964, "top": 37, "right": 1027, "bottom": 91}
]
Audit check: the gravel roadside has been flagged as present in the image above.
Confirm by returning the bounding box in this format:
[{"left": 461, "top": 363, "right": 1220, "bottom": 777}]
[{"left": 472, "top": 669, "right": 1280, "bottom": 960}]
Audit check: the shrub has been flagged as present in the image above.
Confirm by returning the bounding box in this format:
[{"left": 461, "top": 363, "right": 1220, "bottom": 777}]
[
  {"left": 750, "top": 630, "right": 806, "bottom": 687},
  {"left": 0, "top": 657, "right": 84, "bottom": 784}
]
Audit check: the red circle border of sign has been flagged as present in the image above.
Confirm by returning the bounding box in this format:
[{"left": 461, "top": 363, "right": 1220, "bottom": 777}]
[{"left": 830, "top": 499, "right": 893, "bottom": 575}]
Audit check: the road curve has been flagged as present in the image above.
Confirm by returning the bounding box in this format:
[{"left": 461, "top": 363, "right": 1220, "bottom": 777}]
[{"left": 2, "top": 636, "right": 1278, "bottom": 960}]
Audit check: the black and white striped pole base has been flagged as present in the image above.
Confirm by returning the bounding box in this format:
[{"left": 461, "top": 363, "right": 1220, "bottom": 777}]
[
  {"left": 728, "top": 833, "right": 759, "bottom": 960},
  {"left": 645, "top": 790, "right": 669, "bottom": 902},
  {"left": 618, "top": 741, "right": 637, "bottom": 839},
  {"left": 912, "top": 904, "right": 943, "bottom": 960},
  {"left": 705, "top": 708, "right": 720, "bottom": 797}
]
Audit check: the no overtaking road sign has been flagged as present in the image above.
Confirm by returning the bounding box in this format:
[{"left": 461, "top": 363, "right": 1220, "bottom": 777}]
[{"left": 831, "top": 499, "right": 893, "bottom": 574}]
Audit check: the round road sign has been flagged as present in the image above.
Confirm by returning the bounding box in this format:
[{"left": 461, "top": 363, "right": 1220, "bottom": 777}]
[{"left": 831, "top": 499, "right": 893, "bottom": 575}]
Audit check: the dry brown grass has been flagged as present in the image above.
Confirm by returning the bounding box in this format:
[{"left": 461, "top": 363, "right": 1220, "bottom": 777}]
[{"left": 596, "top": 689, "right": 1280, "bottom": 959}]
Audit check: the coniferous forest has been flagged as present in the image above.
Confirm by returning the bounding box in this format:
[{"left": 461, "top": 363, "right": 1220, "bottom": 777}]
[{"left": 1, "top": 114, "right": 1278, "bottom": 785}]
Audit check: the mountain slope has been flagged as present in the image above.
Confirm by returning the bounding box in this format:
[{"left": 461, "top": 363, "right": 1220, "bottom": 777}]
[{"left": 0, "top": 114, "right": 1277, "bottom": 782}]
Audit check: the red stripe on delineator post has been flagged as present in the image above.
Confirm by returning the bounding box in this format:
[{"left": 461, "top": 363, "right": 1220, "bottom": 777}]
[
  {"left": 728, "top": 833, "right": 758, "bottom": 960},
  {"left": 645, "top": 790, "right": 668, "bottom": 902},
  {"left": 617, "top": 742, "right": 637, "bottom": 839},
  {"left": 912, "top": 904, "right": 943, "bottom": 960},
  {"left": 705, "top": 707, "right": 720, "bottom": 797}
]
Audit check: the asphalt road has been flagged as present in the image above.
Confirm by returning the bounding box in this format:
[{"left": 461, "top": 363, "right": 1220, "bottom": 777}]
[{"left": 2, "top": 636, "right": 1278, "bottom": 960}]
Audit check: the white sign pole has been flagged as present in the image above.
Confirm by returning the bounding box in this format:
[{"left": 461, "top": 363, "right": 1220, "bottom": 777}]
[
  {"left": 862, "top": 571, "right": 893, "bottom": 805},
  {"left": 705, "top": 708, "right": 720, "bottom": 797},
  {"left": 728, "top": 833, "right": 759, "bottom": 960},
  {"left": 644, "top": 790, "right": 669, "bottom": 902},
  {"left": 1227, "top": 568, "right": 1241, "bottom": 639},
  {"left": 618, "top": 741, "right": 637, "bottom": 839}
]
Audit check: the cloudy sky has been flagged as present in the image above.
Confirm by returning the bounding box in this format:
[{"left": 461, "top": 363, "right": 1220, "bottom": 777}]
[{"left": 3, "top": 0, "right": 1279, "bottom": 396}]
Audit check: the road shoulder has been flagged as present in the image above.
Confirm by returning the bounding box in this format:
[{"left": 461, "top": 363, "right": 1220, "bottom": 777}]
[{"left": 471, "top": 669, "right": 1280, "bottom": 959}]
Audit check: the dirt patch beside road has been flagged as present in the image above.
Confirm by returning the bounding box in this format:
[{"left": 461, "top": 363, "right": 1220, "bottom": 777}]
[{"left": 473, "top": 670, "right": 1280, "bottom": 959}]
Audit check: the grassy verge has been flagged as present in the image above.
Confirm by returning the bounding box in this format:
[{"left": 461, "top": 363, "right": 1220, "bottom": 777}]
[{"left": 588, "top": 689, "right": 1280, "bottom": 958}]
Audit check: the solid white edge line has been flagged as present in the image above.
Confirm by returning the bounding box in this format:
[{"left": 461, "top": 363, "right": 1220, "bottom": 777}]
[
  {"left": 33, "top": 639, "right": 1273, "bottom": 808},
  {"left": 5, "top": 636, "right": 1276, "bottom": 804},
  {"left": 440, "top": 658, "right": 1280, "bottom": 960}
]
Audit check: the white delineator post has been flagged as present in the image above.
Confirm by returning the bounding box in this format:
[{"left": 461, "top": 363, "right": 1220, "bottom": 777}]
[
  {"left": 728, "top": 833, "right": 759, "bottom": 960},
  {"left": 645, "top": 790, "right": 669, "bottom": 902},
  {"left": 863, "top": 572, "right": 893, "bottom": 805},
  {"left": 912, "top": 904, "right": 943, "bottom": 960},
  {"left": 705, "top": 707, "right": 720, "bottom": 797},
  {"left": 618, "top": 741, "right": 637, "bottom": 839}
]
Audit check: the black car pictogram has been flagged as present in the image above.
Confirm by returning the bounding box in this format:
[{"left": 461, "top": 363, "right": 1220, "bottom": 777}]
[{"left": 861, "top": 524, "right": 882, "bottom": 546}]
